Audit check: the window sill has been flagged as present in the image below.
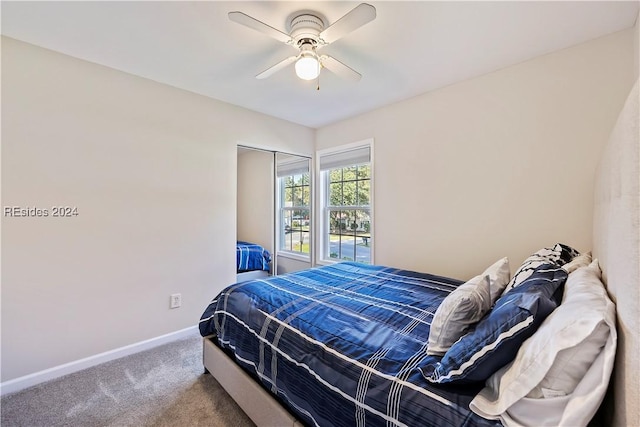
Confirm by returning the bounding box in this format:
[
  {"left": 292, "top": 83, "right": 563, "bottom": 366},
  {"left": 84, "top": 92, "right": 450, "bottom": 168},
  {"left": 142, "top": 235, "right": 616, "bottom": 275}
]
[
  {"left": 277, "top": 252, "right": 311, "bottom": 263},
  {"left": 316, "top": 259, "right": 339, "bottom": 266}
]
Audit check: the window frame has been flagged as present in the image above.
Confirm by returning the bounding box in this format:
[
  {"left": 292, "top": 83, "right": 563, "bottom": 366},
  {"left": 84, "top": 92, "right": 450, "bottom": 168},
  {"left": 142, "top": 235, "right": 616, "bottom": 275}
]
[{"left": 316, "top": 139, "right": 374, "bottom": 265}]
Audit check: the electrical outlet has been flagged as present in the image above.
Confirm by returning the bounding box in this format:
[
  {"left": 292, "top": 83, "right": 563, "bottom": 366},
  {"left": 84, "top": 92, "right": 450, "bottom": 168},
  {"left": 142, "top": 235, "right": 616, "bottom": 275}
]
[{"left": 170, "top": 293, "right": 182, "bottom": 309}]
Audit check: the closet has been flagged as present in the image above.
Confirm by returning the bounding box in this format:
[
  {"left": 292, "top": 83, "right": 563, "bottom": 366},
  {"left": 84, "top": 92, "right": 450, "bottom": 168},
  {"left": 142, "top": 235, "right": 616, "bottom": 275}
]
[{"left": 236, "top": 146, "right": 312, "bottom": 279}]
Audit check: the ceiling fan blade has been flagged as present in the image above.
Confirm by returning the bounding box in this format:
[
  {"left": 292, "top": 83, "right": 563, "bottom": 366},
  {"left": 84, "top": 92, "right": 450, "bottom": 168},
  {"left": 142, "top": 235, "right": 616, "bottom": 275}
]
[
  {"left": 228, "top": 11, "right": 292, "bottom": 44},
  {"left": 320, "top": 55, "right": 361, "bottom": 82},
  {"left": 256, "top": 56, "right": 297, "bottom": 79},
  {"left": 319, "top": 3, "right": 376, "bottom": 45}
]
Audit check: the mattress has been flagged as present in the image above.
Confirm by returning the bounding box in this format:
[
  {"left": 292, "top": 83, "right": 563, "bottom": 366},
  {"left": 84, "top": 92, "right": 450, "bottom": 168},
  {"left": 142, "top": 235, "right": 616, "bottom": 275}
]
[{"left": 199, "top": 262, "right": 501, "bottom": 427}]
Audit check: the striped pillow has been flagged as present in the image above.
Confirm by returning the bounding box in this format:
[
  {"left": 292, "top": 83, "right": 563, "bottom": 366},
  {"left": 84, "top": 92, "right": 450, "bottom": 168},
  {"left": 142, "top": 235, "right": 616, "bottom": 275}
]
[
  {"left": 501, "top": 243, "right": 579, "bottom": 295},
  {"left": 420, "top": 264, "right": 568, "bottom": 384}
]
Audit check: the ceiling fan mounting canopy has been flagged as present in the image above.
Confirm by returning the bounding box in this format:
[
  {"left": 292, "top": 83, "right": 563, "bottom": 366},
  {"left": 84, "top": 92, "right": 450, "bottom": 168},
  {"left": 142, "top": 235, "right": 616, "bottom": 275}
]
[
  {"left": 289, "top": 14, "right": 325, "bottom": 46},
  {"left": 228, "top": 3, "right": 376, "bottom": 83}
]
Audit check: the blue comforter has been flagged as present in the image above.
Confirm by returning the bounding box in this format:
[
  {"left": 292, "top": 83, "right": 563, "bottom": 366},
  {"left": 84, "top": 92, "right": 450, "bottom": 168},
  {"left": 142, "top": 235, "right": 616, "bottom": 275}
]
[
  {"left": 236, "top": 241, "right": 271, "bottom": 272},
  {"left": 199, "top": 262, "right": 501, "bottom": 427}
]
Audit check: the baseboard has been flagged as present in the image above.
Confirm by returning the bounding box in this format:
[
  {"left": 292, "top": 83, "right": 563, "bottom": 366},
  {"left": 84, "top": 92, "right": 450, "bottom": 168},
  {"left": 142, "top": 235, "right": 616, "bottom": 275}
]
[{"left": 0, "top": 325, "right": 198, "bottom": 396}]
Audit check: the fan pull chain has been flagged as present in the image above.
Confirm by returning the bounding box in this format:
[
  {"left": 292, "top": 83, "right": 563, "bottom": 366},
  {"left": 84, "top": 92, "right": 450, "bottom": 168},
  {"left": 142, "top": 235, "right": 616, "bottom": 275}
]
[{"left": 316, "top": 63, "right": 321, "bottom": 91}]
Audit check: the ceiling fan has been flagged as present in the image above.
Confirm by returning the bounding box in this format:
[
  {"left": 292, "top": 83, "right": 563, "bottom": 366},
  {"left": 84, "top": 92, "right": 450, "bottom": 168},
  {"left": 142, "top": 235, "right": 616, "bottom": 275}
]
[{"left": 228, "top": 3, "right": 376, "bottom": 83}]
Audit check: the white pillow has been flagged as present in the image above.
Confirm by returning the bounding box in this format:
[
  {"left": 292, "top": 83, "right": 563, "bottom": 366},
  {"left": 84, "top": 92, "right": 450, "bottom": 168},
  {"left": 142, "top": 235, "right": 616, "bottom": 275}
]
[
  {"left": 483, "top": 257, "right": 510, "bottom": 304},
  {"left": 527, "top": 321, "right": 608, "bottom": 398},
  {"left": 427, "top": 274, "right": 491, "bottom": 356},
  {"left": 561, "top": 251, "right": 592, "bottom": 274},
  {"left": 470, "top": 259, "right": 617, "bottom": 427}
]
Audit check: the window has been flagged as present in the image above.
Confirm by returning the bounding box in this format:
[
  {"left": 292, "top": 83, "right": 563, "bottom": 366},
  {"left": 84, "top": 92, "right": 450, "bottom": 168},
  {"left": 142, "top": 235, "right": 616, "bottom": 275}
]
[
  {"left": 277, "top": 155, "right": 311, "bottom": 257},
  {"left": 319, "top": 143, "right": 372, "bottom": 264}
]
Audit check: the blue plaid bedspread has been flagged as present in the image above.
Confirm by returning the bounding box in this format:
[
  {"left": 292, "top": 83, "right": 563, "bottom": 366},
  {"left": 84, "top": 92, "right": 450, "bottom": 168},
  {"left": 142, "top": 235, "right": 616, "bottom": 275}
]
[
  {"left": 199, "top": 262, "right": 502, "bottom": 427},
  {"left": 236, "top": 241, "right": 271, "bottom": 272}
]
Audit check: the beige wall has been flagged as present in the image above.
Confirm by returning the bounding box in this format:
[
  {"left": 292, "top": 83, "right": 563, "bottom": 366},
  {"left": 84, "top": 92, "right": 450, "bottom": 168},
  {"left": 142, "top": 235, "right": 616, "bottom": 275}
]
[
  {"left": 1, "top": 37, "right": 314, "bottom": 382},
  {"left": 237, "top": 149, "right": 274, "bottom": 254},
  {"left": 635, "top": 9, "right": 639, "bottom": 80},
  {"left": 277, "top": 256, "right": 312, "bottom": 275},
  {"left": 316, "top": 29, "right": 635, "bottom": 280}
]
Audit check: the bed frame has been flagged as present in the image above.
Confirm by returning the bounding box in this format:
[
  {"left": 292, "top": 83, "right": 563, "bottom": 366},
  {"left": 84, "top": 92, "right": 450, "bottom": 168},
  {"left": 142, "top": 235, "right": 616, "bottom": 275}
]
[
  {"left": 204, "top": 81, "right": 639, "bottom": 427},
  {"left": 203, "top": 336, "right": 302, "bottom": 426},
  {"left": 236, "top": 269, "right": 270, "bottom": 283}
]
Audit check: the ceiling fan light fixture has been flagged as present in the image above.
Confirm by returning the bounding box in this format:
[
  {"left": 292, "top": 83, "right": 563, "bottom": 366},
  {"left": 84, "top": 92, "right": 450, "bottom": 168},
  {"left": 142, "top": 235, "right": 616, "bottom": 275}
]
[
  {"left": 229, "top": 3, "right": 376, "bottom": 83},
  {"left": 295, "top": 52, "right": 320, "bottom": 80}
]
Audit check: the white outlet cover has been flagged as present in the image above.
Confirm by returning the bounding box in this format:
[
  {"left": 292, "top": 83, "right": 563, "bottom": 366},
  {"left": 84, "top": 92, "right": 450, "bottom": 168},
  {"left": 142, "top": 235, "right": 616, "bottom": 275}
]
[{"left": 170, "top": 293, "right": 181, "bottom": 309}]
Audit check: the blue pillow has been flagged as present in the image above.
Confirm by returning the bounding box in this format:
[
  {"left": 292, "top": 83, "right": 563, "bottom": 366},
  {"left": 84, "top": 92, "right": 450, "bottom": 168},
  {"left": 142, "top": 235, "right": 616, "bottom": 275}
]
[{"left": 420, "top": 264, "right": 568, "bottom": 384}]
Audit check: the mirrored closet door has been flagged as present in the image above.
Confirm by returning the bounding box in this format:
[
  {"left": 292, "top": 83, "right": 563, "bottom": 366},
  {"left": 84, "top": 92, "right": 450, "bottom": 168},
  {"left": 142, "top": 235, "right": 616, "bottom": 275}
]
[
  {"left": 236, "top": 146, "right": 275, "bottom": 281},
  {"left": 236, "top": 147, "right": 312, "bottom": 281}
]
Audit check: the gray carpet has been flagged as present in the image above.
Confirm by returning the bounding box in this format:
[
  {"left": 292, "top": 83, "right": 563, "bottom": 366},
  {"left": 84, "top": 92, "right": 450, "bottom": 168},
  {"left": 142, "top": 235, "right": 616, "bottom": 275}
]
[{"left": 1, "top": 331, "right": 255, "bottom": 427}]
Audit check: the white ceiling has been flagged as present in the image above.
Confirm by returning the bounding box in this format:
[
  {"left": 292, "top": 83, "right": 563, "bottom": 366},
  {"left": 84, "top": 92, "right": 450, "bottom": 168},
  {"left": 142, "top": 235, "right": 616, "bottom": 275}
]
[{"left": 2, "top": 1, "right": 638, "bottom": 128}]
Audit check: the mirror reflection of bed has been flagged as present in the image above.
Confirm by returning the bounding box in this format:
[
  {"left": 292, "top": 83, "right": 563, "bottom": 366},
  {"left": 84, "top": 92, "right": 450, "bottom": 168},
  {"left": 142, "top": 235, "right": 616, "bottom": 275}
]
[{"left": 236, "top": 146, "right": 275, "bottom": 282}]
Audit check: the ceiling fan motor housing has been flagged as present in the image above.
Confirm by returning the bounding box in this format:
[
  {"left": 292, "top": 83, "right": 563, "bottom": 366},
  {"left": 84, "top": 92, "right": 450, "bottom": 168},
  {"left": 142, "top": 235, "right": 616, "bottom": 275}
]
[{"left": 289, "top": 14, "right": 325, "bottom": 46}]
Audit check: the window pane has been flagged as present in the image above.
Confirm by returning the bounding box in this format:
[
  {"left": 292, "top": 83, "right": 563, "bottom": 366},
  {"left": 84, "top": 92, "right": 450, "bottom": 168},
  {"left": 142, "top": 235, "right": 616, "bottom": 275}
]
[
  {"left": 302, "top": 186, "right": 309, "bottom": 206},
  {"left": 348, "top": 210, "right": 359, "bottom": 233},
  {"left": 283, "top": 227, "right": 292, "bottom": 251},
  {"left": 328, "top": 232, "right": 340, "bottom": 259},
  {"left": 284, "top": 185, "right": 293, "bottom": 205},
  {"left": 354, "top": 210, "right": 371, "bottom": 263},
  {"left": 356, "top": 210, "right": 371, "bottom": 233},
  {"left": 329, "top": 211, "right": 342, "bottom": 235},
  {"left": 357, "top": 180, "right": 370, "bottom": 206},
  {"left": 292, "top": 209, "right": 306, "bottom": 228},
  {"left": 283, "top": 210, "right": 293, "bottom": 250},
  {"left": 293, "top": 231, "right": 310, "bottom": 254},
  {"left": 328, "top": 215, "right": 341, "bottom": 259},
  {"left": 329, "top": 183, "right": 342, "bottom": 206},
  {"left": 343, "top": 166, "right": 357, "bottom": 181},
  {"left": 339, "top": 235, "right": 355, "bottom": 262},
  {"left": 292, "top": 186, "right": 301, "bottom": 206},
  {"left": 301, "top": 210, "right": 310, "bottom": 231},
  {"left": 357, "top": 165, "right": 370, "bottom": 179},
  {"left": 329, "top": 169, "right": 342, "bottom": 183},
  {"left": 292, "top": 231, "right": 301, "bottom": 252},
  {"left": 341, "top": 210, "right": 352, "bottom": 234},
  {"left": 343, "top": 181, "right": 356, "bottom": 206}
]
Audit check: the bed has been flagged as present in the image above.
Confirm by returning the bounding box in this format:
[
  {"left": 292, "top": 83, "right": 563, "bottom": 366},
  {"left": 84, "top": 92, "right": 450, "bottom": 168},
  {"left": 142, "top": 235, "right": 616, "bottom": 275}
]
[
  {"left": 237, "top": 240, "right": 272, "bottom": 282},
  {"left": 201, "top": 80, "right": 638, "bottom": 427},
  {"left": 201, "top": 262, "right": 501, "bottom": 426}
]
